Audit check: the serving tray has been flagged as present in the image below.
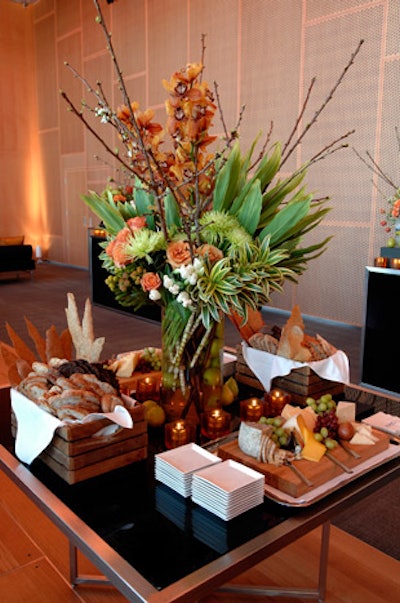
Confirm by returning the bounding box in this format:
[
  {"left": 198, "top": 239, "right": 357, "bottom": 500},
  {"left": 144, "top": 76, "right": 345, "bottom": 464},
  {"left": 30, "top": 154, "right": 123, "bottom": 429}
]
[{"left": 217, "top": 427, "right": 389, "bottom": 498}]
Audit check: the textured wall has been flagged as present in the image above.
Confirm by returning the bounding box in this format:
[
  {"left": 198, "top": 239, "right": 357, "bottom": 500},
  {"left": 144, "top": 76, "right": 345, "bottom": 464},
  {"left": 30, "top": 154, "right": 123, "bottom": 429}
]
[{"left": 1, "top": 0, "right": 399, "bottom": 325}]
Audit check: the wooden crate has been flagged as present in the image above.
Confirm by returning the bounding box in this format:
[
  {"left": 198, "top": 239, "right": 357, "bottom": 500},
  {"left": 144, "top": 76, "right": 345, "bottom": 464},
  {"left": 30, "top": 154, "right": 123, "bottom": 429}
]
[
  {"left": 235, "top": 345, "right": 344, "bottom": 404},
  {"left": 12, "top": 402, "right": 147, "bottom": 485}
]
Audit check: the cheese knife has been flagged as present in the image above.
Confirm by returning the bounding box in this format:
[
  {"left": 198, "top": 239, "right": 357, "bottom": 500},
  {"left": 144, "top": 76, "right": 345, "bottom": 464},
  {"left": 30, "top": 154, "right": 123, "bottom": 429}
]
[
  {"left": 284, "top": 459, "right": 314, "bottom": 487},
  {"left": 338, "top": 440, "right": 361, "bottom": 459},
  {"left": 325, "top": 451, "right": 353, "bottom": 473}
]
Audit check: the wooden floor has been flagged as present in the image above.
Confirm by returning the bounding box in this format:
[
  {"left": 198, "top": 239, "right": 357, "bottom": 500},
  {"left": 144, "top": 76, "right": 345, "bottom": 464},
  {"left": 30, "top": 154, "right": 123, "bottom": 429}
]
[{"left": 1, "top": 468, "right": 399, "bottom": 603}]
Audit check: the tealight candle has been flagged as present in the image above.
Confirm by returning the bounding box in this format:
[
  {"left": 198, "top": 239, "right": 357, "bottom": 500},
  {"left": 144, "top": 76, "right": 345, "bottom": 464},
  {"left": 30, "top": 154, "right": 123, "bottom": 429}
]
[
  {"left": 374, "top": 256, "right": 387, "bottom": 268},
  {"left": 240, "top": 397, "right": 264, "bottom": 422},
  {"left": 201, "top": 408, "right": 231, "bottom": 440},
  {"left": 265, "top": 388, "right": 291, "bottom": 416},
  {"left": 135, "top": 376, "right": 159, "bottom": 402},
  {"left": 164, "top": 420, "right": 193, "bottom": 449}
]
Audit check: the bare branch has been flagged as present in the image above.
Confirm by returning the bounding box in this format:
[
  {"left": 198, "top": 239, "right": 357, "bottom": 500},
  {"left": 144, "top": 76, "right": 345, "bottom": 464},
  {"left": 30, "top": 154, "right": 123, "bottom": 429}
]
[{"left": 281, "top": 39, "right": 364, "bottom": 168}]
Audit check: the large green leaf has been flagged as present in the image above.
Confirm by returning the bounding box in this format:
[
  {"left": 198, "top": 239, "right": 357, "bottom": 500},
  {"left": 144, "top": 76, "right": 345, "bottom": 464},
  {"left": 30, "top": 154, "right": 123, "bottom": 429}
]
[
  {"left": 258, "top": 170, "right": 307, "bottom": 228},
  {"left": 259, "top": 197, "right": 313, "bottom": 246},
  {"left": 253, "top": 142, "right": 282, "bottom": 192},
  {"left": 164, "top": 190, "right": 182, "bottom": 230},
  {"left": 213, "top": 143, "right": 243, "bottom": 212},
  {"left": 236, "top": 180, "right": 262, "bottom": 235},
  {"left": 82, "top": 192, "right": 125, "bottom": 235}
]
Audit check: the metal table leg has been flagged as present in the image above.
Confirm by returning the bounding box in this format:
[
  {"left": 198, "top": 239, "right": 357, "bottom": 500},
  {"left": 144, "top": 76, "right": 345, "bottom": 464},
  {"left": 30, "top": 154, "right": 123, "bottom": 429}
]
[
  {"left": 216, "top": 521, "right": 331, "bottom": 602},
  {"left": 69, "top": 541, "right": 112, "bottom": 587}
]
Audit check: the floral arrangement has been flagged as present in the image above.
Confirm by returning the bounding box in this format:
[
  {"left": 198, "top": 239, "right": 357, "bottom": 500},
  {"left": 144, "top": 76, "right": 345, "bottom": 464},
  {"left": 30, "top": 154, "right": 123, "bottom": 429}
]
[
  {"left": 354, "top": 128, "right": 400, "bottom": 246},
  {"left": 379, "top": 192, "right": 400, "bottom": 242},
  {"left": 61, "top": 0, "right": 360, "bottom": 388}
]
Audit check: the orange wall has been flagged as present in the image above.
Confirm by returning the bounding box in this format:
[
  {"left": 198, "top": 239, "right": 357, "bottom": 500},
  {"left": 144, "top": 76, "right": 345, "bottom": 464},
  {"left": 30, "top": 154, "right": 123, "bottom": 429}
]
[{"left": 1, "top": 0, "right": 400, "bottom": 325}]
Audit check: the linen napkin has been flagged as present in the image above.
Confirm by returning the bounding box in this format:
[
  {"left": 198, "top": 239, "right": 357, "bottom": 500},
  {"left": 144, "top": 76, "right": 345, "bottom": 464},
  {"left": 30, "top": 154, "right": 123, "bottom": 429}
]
[
  {"left": 11, "top": 388, "right": 134, "bottom": 465},
  {"left": 242, "top": 342, "right": 350, "bottom": 392},
  {"left": 362, "top": 412, "right": 400, "bottom": 437}
]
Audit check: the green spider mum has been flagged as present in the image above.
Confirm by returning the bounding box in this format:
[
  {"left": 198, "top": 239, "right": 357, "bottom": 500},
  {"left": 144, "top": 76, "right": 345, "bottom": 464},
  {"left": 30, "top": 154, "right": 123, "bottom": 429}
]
[{"left": 124, "top": 229, "right": 166, "bottom": 263}]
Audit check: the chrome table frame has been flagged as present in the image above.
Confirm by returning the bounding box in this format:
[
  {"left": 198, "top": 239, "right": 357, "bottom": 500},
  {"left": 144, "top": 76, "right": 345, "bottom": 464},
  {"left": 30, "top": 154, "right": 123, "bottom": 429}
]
[{"left": 0, "top": 444, "right": 398, "bottom": 603}]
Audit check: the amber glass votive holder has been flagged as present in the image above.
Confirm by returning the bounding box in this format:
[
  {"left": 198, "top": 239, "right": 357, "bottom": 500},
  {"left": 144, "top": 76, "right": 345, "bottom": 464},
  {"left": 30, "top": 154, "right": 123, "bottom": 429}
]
[
  {"left": 135, "top": 376, "right": 160, "bottom": 402},
  {"left": 390, "top": 258, "right": 400, "bottom": 270},
  {"left": 264, "top": 388, "right": 291, "bottom": 417},
  {"left": 164, "top": 419, "right": 195, "bottom": 449},
  {"left": 374, "top": 256, "right": 388, "bottom": 268},
  {"left": 240, "top": 397, "right": 264, "bottom": 422},
  {"left": 200, "top": 408, "right": 231, "bottom": 440}
]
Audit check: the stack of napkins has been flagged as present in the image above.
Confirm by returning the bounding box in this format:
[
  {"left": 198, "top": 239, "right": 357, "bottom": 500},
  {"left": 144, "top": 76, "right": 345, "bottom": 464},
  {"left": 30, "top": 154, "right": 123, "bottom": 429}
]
[
  {"left": 154, "top": 443, "right": 221, "bottom": 498},
  {"left": 362, "top": 412, "right": 400, "bottom": 437},
  {"left": 191, "top": 459, "right": 265, "bottom": 520}
]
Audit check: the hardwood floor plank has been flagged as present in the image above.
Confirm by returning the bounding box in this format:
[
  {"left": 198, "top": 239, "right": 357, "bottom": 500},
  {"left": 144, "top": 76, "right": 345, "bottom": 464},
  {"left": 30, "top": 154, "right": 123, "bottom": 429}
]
[
  {"left": 0, "top": 558, "right": 83, "bottom": 603},
  {"left": 0, "top": 502, "right": 42, "bottom": 573}
]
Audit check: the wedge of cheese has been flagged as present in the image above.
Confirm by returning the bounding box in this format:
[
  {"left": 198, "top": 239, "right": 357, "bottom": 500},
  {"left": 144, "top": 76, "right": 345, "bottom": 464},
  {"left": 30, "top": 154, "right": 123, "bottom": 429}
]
[
  {"left": 281, "top": 404, "right": 316, "bottom": 432},
  {"left": 299, "top": 418, "right": 326, "bottom": 462},
  {"left": 336, "top": 401, "right": 356, "bottom": 424},
  {"left": 350, "top": 423, "right": 378, "bottom": 445},
  {"left": 109, "top": 351, "right": 140, "bottom": 378}
]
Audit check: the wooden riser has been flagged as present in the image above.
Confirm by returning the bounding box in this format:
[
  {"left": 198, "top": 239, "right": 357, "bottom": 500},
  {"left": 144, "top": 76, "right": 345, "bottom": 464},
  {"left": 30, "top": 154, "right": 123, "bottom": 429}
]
[{"left": 11, "top": 403, "right": 148, "bottom": 484}]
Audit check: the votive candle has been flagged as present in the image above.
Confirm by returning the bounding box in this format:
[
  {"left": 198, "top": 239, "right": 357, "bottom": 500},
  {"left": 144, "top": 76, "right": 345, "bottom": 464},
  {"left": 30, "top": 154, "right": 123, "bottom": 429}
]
[
  {"left": 165, "top": 420, "right": 192, "bottom": 449},
  {"left": 135, "top": 376, "right": 159, "bottom": 402},
  {"left": 240, "top": 397, "right": 264, "bottom": 422},
  {"left": 201, "top": 408, "right": 231, "bottom": 440},
  {"left": 265, "top": 388, "right": 291, "bottom": 416}
]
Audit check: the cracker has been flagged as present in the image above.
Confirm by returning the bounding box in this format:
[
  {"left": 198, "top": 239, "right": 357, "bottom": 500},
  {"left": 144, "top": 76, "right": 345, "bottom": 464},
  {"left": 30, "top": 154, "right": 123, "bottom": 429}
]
[
  {"left": 24, "top": 317, "right": 47, "bottom": 362},
  {"left": 65, "top": 293, "right": 105, "bottom": 362},
  {"left": 60, "top": 328, "right": 73, "bottom": 360},
  {"left": 45, "top": 325, "right": 65, "bottom": 361},
  {"left": 5, "top": 322, "right": 37, "bottom": 366}
]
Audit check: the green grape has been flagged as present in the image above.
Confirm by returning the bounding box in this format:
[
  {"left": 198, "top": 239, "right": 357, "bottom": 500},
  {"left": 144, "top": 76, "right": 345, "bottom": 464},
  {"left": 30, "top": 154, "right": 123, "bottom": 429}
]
[
  {"left": 325, "top": 438, "right": 338, "bottom": 450},
  {"left": 320, "top": 426, "right": 329, "bottom": 439},
  {"left": 314, "top": 432, "right": 324, "bottom": 442},
  {"left": 279, "top": 435, "right": 288, "bottom": 447}
]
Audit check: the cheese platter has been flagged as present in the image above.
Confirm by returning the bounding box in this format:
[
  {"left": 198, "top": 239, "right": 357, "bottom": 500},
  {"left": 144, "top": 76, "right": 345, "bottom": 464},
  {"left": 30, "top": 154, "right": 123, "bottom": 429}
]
[{"left": 217, "top": 427, "right": 390, "bottom": 499}]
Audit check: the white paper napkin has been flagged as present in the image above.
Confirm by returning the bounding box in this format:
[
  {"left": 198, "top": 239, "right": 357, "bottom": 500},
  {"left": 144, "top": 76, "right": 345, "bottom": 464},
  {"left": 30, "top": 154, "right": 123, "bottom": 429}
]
[
  {"left": 362, "top": 412, "right": 400, "bottom": 437},
  {"left": 11, "top": 389, "right": 134, "bottom": 465},
  {"left": 242, "top": 342, "right": 350, "bottom": 392}
]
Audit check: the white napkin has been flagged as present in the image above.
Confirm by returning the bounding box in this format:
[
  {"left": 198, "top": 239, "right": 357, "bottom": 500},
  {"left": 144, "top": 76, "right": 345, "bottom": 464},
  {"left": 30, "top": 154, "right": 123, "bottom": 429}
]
[
  {"left": 362, "top": 412, "right": 400, "bottom": 437},
  {"left": 242, "top": 342, "right": 350, "bottom": 392},
  {"left": 11, "top": 389, "right": 134, "bottom": 465}
]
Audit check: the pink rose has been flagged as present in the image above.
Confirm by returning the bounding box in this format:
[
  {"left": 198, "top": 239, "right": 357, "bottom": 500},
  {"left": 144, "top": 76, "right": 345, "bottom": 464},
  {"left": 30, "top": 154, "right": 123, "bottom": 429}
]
[{"left": 166, "top": 240, "right": 191, "bottom": 269}]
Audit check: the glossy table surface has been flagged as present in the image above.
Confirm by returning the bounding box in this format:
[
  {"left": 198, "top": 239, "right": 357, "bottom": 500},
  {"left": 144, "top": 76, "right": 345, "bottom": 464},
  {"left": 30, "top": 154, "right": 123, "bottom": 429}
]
[{"left": 0, "top": 394, "right": 399, "bottom": 602}]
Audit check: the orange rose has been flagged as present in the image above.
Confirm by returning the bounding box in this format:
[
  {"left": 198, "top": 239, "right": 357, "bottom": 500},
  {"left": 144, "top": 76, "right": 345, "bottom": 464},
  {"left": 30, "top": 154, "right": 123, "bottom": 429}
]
[
  {"left": 197, "top": 244, "right": 223, "bottom": 263},
  {"left": 141, "top": 272, "right": 162, "bottom": 292},
  {"left": 105, "top": 227, "right": 132, "bottom": 267},
  {"left": 127, "top": 216, "right": 147, "bottom": 231},
  {"left": 166, "top": 240, "right": 191, "bottom": 269}
]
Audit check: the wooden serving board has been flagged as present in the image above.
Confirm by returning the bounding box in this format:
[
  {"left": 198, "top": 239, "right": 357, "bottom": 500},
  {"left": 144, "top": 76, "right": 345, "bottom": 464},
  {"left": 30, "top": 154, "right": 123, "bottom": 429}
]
[{"left": 217, "top": 428, "right": 389, "bottom": 498}]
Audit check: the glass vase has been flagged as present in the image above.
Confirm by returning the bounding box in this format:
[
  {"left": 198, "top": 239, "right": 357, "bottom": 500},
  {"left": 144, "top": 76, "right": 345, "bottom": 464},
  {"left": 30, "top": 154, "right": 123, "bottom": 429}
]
[{"left": 160, "top": 305, "right": 224, "bottom": 423}]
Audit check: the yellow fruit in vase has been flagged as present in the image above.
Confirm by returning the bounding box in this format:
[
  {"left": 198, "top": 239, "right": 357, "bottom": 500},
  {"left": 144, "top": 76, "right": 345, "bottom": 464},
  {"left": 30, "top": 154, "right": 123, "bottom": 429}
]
[
  {"left": 220, "top": 382, "right": 235, "bottom": 406},
  {"left": 225, "top": 376, "right": 239, "bottom": 398},
  {"left": 387, "top": 237, "right": 396, "bottom": 248},
  {"left": 210, "top": 338, "right": 224, "bottom": 358},
  {"left": 202, "top": 367, "right": 222, "bottom": 387}
]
